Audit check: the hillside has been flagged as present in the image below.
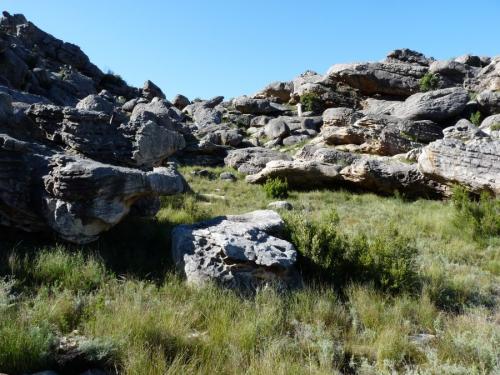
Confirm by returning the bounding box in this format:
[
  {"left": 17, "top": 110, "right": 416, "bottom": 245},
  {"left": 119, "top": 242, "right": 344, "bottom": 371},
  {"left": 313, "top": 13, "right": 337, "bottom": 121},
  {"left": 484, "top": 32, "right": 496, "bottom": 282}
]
[{"left": 0, "top": 10, "right": 499, "bottom": 375}]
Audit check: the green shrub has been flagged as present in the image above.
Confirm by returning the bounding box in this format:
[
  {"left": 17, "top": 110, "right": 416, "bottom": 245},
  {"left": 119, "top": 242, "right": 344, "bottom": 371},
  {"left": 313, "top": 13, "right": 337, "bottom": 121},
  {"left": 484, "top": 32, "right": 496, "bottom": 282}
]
[
  {"left": 100, "top": 70, "right": 127, "bottom": 87},
  {"left": 263, "top": 177, "right": 289, "bottom": 199},
  {"left": 419, "top": 72, "right": 440, "bottom": 92},
  {"left": 469, "top": 111, "right": 482, "bottom": 126},
  {"left": 451, "top": 186, "right": 500, "bottom": 242},
  {"left": 285, "top": 210, "right": 420, "bottom": 294},
  {"left": 300, "top": 92, "right": 323, "bottom": 113}
]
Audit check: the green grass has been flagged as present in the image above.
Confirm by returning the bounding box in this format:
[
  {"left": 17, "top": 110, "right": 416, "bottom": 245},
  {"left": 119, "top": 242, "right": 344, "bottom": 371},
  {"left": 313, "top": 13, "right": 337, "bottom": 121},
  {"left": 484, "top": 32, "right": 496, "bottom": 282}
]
[
  {"left": 491, "top": 123, "right": 500, "bottom": 131},
  {"left": 0, "top": 166, "right": 498, "bottom": 374}
]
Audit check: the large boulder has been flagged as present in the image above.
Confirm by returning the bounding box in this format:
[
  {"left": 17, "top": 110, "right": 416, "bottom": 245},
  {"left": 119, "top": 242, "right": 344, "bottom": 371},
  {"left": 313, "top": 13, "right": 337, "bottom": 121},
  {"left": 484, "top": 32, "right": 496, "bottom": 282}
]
[
  {"left": 142, "top": 80, "right": 165, "bottom": 100},
  {"left": 224, "top": 147, "right": 292, "bottom": 174},
  {"left": 428, "top": 60, "right": 478, "bottom": 87},
  {"left": 480, "top": 114, "right": 500, "bottom": 138},
  {"left": 253, "top": 81, "right": 293, "bottom": 103},
  {"left": 76, "top": 94, "right": 114, "bottom": 114},
  {"left": 246, "top": 159, "right": 343, "bottom": 187},
  {"left": 391, "top": 87, "right": 469, "bottom": 122},
  {"left": 340, "top": 157, "right": 447, "bottom": 198},
  {"left": 0, "top": 134, "right": 187, "bottom": 243},
  {"left": 233, "top": 96, "right": 288, "bottom": 115},
  {"left": 171, "top": 210, "right": 301, "bottom": 292},
  {"left": 476, "top": 90, "right": 500, "bottom": 115},
  {"left": 418, "top": 122, "right": 500, "bottom": 195},
  {"left": 326, "top": 62, "right": 428, "bottom": 97}
]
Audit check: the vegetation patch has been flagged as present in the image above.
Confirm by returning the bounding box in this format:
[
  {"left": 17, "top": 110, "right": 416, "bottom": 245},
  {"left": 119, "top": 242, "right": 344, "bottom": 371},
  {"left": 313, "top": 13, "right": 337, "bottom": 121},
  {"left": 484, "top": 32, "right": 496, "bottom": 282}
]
[
  {"left": 419, "top": 72, "right": 440, "bottom": 92},
  {"left": 263, "top": 177, "right": 289, "bottom": 199}
]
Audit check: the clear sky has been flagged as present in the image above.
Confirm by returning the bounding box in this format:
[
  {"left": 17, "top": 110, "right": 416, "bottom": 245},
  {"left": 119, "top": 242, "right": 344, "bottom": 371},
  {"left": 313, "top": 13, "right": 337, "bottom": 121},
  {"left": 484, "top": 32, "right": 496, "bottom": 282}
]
[{"left": 3, "top": 1, "right": 499, "bottom": 100}]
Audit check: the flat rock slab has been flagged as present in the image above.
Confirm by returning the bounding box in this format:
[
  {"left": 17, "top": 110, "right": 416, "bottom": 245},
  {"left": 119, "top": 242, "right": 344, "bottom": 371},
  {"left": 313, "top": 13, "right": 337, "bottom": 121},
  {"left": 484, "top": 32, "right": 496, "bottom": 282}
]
[{"left": 172, "top": 210, "right": 302, "bottom": 292}]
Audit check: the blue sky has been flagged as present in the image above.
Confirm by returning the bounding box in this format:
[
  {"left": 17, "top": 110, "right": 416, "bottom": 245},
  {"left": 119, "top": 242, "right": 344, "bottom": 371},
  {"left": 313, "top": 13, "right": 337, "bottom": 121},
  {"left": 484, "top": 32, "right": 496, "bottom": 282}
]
[{"left": 3, "top": 1, "right": 499, "bottom": 100}]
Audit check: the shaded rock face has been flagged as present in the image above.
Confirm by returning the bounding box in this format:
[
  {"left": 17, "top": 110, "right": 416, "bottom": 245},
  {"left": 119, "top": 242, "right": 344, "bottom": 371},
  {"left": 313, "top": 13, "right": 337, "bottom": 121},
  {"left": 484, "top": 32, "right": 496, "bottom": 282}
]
[
  {"left": 171, "top": 210, "right": 302, "bottom": 292},
  {"left": 418, "top": 122, "right": 500, "bottom": 195},
  {"left": 0, "top": 134, "right": 187, "bottom": 243}
]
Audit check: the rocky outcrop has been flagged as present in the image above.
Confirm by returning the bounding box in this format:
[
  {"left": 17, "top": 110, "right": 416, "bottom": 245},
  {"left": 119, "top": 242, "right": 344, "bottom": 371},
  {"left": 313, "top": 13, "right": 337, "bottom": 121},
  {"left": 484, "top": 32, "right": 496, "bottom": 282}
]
[
  {"left": 171, "top": 210, "right": 301, "bottom": 292},
  {"left": 418, "top": 122, "right": 500, "bottom": 195},
  {"left": 26, "top": 104, "right": 185, "bottom": 168},
  {"left": 0, "top": 12, "right": 189, "bottom": 243},
  {"left": 0, "top": 134, "right": 187, "bottom": 243},
  {"left": 326, "top": 62, "right": 428, "bottom": 97},
  {"left": 224, "top": 147, "right": 292, "bottom": 174}
]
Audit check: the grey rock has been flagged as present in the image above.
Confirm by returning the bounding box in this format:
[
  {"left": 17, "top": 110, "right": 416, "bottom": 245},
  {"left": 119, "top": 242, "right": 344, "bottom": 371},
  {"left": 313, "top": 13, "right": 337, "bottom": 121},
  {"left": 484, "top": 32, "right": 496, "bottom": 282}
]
[
  {"left": 418, "top": 134, "right": 500, "bottom": 195},
  {"left": 341, "top": 157, "right": 447, "bottom": 198},
  {"left": 476, "top": 90, "right": 500, "bottom": 114},
  {"left": 480, "top": 114, "right": 500, "bottom": 138},
  {"left": 268, "top": 201, "right": 293, "bottom": 210},
  {"left": 233, "top": 96, "right": 288, "bottom": 115},
  {"left": 385, "top": 48, "right": 434, "bottom": 66},
  {"left": 142, "top": 80, "right": 165, "bottom": 100},
  {"left": 254, "top": 81, "right": 293, "bottom": 103},
  {"left": 454, "top": 54, "right": 482, "bottom": 68},
  {"left": 429, "top": 60, "right": 478, "bottom": 86},
  {"left": 468, "top": 57, "right": 500, "bottom": 92},
  {"left": 361, "top": 98, "right": 401, "bottom": 116},
  {"left": 326, "top": 62, "right": 428, "bottom": 97},
  {"left": 250, "top": 115, "right": 272, "bottom": 127},
  {"left": 264, "top": 117, "right": 290, "bottom": 139},
  {"left": 27, "top": 104, "right": 185, "bottom": 168},
  {"left": 224, "top": 147, "right": 292, "bottom": 174},
  {"left": 0, "top": 134, "right": 188, "bottom": 243},
  {"left": 282, "top": 135, "right": 309, "bottom": 146},
  {"left": 172, "top": 94, "right": 190, "bottom": 110},
  {"left": 246, "top": 159, "right": 343, "bottom": 187},
  {"left": 76, "top": 94, "right": 113, "bottom": 114},
  {"left": 322, "top": 107, "right": 356, "bottom": 127},
  {"left": 130, "top": 98, "right": 182, "bottom": 130},
  {"left": 392, "top": 87, "right": 469, "bottom": 121},
  {"left": 171, "top": 210, "right": 301, "bottom": 291},
  {"left": 442, "top": 119, "right": 488, "bottom": 141}
]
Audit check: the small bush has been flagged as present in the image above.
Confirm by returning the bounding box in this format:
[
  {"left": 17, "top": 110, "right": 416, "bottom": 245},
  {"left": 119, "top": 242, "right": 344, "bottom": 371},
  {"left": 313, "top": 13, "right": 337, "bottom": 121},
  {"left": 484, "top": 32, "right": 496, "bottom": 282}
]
[
  {"left": 469, "top": 111, "right": 482, "bottom": 126},
  {"left": 100, "top": 70, "right": 127, "bottom": 87},
  {"left": 451, "top": 185, "right": 500, "bottom": 242},
  {"left": 419, "top": 72, "right": 439, "bottom": 92},
  {"left": 285, "top": 210, "right": 420, "bottom": 294},
  {"left": 300, "top": 92, "right": 323, "bottom": 113},
  {"left": 263, "top": 177, "right": 289, "bottom": 199}
]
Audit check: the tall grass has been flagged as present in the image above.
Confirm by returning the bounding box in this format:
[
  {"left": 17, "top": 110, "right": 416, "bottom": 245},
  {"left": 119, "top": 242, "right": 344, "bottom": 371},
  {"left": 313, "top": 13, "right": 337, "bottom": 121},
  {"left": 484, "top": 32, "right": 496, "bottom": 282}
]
[{"left": 0, "top": 167, "right": 498, "bottom": 374}]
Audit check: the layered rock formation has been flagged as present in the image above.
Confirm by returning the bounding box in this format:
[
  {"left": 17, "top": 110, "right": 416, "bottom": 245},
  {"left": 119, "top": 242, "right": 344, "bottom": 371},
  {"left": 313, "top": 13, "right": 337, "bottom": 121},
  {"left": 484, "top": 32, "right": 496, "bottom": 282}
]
[{"left": 0, "top": 11, "right": 188, "bottom": 243}]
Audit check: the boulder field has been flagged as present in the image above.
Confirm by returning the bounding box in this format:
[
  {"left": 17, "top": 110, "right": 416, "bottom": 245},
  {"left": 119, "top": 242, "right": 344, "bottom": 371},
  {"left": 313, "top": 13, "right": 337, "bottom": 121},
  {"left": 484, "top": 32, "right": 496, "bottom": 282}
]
[{"left": 0, "top": 11, "right": 499, "bottom": 290}]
